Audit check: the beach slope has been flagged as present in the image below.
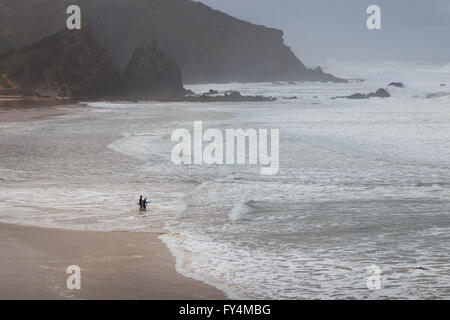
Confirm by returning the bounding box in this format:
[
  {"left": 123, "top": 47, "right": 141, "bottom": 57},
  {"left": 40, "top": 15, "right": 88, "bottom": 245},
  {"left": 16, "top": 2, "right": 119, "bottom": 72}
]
[{"left": 0, "top": 223, "right": 226, "bottom": 300}]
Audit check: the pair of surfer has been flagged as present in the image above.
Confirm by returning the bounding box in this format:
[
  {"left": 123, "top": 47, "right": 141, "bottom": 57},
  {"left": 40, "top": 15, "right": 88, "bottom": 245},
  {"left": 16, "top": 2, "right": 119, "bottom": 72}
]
[{"left": 139, "top": 195, "right": 151, "bottom": 212}]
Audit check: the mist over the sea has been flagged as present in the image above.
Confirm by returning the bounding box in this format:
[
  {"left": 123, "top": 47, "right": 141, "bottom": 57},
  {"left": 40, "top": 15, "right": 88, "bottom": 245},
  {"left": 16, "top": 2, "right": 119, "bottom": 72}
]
[{"left": 199, "top": 0, "right": 450, "bottom": 66}]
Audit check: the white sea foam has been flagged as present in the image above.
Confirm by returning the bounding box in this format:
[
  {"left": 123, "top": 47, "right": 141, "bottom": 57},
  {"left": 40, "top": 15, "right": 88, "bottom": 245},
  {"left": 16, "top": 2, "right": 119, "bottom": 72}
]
[{"left": 1, "top": 62, "right": 449, "bottom": 299}]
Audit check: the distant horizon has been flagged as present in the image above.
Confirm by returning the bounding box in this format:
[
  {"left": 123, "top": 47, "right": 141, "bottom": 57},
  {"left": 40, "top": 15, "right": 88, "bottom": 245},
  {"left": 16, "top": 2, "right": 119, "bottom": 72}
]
[{"left": 198, "top": 0, "right": 450, "bottom": 67}]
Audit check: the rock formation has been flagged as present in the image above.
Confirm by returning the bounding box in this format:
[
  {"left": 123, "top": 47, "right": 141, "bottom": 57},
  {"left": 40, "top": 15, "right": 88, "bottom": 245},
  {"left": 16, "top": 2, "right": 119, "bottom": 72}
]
[
  {"left": 333, "top": 88, "right": 391, "bottom": 100},
  {"left": 173, "top": 90, "right": 276, "bottom": 102},
  {"left": 0, "top": 28, "right": 122, "bottom": 98},
  {"left": 388, "top": 82, "right": 404, "bottom": 88},
  {"left": 123, "top": 42, "right": 185, "bottom": 97},
  {"left": 0, "top": 0, "right": 346, "bottom": 84},
  {"left": 0, "top": 29, "right": 279, "bottom": 101}
]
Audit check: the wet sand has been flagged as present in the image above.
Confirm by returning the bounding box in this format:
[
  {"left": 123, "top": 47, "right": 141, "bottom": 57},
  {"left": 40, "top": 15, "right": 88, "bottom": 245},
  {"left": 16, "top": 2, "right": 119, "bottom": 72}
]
[
  {"left": 0, "top": 97, "right": 77, "bottom": 122},
  {"left": 0, "top": 223, "right": 226, "bottom": 300}
]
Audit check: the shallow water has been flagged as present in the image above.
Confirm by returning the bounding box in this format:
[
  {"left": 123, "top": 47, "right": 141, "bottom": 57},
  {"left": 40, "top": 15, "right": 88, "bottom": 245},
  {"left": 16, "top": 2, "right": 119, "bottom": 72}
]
[{"left": 0, "top": 61, "right": 449, "bottom": 299}]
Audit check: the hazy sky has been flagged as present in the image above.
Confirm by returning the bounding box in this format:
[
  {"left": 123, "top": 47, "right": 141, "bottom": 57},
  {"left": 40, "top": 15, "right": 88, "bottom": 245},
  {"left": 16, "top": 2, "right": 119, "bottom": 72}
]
[{"left": 198, "top": 0, "right": 450, "bottom": 67}]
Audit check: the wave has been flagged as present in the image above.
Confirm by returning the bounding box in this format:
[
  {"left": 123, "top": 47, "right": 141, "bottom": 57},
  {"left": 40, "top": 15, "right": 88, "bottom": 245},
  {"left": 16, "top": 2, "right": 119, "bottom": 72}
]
[
  {"left": 426, "top": 92, "right": 450, "bottom": 99},
  {"left": 228, "top": 200, "right": 253, "bottom": 222}
]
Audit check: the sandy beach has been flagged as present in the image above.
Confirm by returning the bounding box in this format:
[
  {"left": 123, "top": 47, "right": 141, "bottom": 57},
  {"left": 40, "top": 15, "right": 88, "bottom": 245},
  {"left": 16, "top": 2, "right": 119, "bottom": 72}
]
[
  {"left": 0, "top": 223, "right": 226, "bottom": 300},
  {"left": 0, "top": 102, "right": 226, "bottom": 300},
  {"left": 0, "top": 97, "right": 76, "bottom": 122}
]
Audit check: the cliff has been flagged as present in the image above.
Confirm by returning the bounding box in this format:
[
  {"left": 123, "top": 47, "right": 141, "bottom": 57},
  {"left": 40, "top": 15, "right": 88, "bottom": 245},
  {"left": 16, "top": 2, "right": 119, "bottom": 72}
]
[
  {"left": 0, "top": 28, "right": 192, "bottom": 99},
  {"left": 124, "top": 42, "right": 185, "bottom": 97},
  {"left": 0, "top": 28, "right": 121, "bottom": 98},
  {"left": 0, "top": 0, "right": 346, "bottom": 83}
]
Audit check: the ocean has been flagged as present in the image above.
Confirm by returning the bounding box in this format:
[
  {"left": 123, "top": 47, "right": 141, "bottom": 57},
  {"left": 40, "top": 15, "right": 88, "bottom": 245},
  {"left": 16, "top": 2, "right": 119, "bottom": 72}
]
[{"left": 1, "top": 61, "right": 449, "bottom": 299}]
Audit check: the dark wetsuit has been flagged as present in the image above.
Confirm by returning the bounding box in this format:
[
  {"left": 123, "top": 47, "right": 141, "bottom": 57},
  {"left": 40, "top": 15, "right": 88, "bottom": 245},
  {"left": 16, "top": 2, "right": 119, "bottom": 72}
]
[
  {"left": 139, "top": 196, "right": 143, "bottom": 211},
  {"left": 142, "top": 199, "right": 147, "bottom": 212}
]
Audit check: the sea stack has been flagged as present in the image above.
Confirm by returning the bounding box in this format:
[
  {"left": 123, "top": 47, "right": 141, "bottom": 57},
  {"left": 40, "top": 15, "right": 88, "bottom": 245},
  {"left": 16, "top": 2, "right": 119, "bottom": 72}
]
[{"left": 123, "top": 42, "right": 185, "bottom": 98}]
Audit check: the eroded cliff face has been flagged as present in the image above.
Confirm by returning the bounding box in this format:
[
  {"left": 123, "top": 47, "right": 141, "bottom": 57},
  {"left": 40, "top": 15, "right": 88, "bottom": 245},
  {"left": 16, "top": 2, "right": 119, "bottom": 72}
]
[
  {"left": 124, "top": 42, "right": 185, "bottom": 97},
  {"left": 0, "top": 28, "right": 191, "bottom": 99},
  {"left": 0, "top": 28, "right": 122, "bottom": 98},
  {"left": 0, "top": 0, "right": 346, "bottom": 83}
]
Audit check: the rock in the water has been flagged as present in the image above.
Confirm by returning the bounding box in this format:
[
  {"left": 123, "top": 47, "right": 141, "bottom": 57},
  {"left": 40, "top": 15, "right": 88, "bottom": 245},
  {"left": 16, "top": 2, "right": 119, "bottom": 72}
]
[
  {"left": 0, "top": 28, "right": 122, "bottom": 98},
  {"left": 388, "top": 82, "right": 404, "bottom": 88},
  {"left": 346, "top": 93, "right": 367, "bottom": 100},
  {"left": 171, "top": 90, "right": 276, "bottom": 102},
  {"left": 226, "top": 91, "right": 242, "bottom": 99},
  {"left": 369, "top": 88, "right": 391, "bottom": 98},
  {"left": 334, "top": 88, "right": 391, "bottom": 100},
  {"left": 202, "top": 89, "right": 219, "bottom": 96},
  {"left": 297, "top": 66, "right": 347, "bottom": 83},
  {"left": 123, "top": 42, "right": 185, "bottom": 97}
]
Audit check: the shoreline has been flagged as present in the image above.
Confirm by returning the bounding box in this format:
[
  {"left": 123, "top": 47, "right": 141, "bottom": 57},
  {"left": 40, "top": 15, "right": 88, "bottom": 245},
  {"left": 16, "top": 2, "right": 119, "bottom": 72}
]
[
  {"left": 0, "top": 97, "right": 80, "bottom": 122},
  {"left": 0, "top": 100, "right": 228, "bottom": 300},
  {"left": 0, "top": 222, "right": 227, "bottom": 300}
]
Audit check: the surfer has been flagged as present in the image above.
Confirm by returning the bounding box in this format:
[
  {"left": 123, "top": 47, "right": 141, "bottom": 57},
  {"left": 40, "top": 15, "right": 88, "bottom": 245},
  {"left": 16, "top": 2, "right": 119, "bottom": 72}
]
[
  {"left": 139, "top": 195, "right": 143, "bottom": 211},
  {"left": 142, "top": 198, "right": 148, "bottom": 212}
]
